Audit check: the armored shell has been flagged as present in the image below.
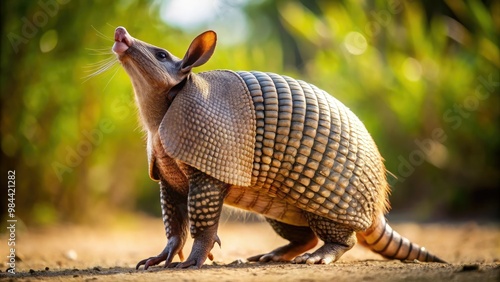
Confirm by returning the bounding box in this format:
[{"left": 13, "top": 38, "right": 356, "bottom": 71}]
[{"left": 159, "top": 70, "right": 389, "bottom": 231}]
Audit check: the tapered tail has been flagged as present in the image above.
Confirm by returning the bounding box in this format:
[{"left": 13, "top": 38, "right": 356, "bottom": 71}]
[{"left": 357, "top": 215, "right": 446, "bottom": 263}]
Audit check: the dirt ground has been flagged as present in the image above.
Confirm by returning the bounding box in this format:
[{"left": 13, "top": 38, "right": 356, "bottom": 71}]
[{"left": 1, "top": 215, "right": 499, "bottom": 282}]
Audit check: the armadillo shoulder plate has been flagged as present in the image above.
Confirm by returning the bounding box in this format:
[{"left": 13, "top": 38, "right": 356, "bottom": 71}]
[{"left": 159, "top": 70, "right": 256, "bottom": 187}]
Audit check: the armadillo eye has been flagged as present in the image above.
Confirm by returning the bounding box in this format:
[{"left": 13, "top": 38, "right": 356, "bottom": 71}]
[{"left": 155, "top": 51, "right": 168, "bottom": 61}]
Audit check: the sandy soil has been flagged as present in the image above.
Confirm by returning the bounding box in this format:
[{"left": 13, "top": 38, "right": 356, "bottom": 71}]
[{"left": 1, "top": 216, "right": 499, "bottom": 281}]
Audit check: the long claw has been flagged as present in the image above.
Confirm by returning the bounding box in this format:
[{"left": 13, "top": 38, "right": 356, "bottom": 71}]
[
  {"left": 176, "top": 258, "right": 198, "bottom": 269},
  {"left": 215, "top": 235, "right": 221, "bottom": 248},
  {"left": 247, "top": 254, "right": 265, "bottom": 262},
  {"left": 247, "top": 253, "right": 286, "bottom": 263},
  {"left": 136, "top": 255, "right": 167, "bottom": 270},
  {"left": 293, "top": 243, "right": 351, "bottom": 265},
  {"left": 136, "top": 236, "right": 186, "bottom": 270},
  {"left": 136, "top": 259, "right": 148, "bottom": 270},
  {"left": 247, "top": 236, "right": 318, "bottom": 263},
  {"left": 166, "top": 262, "right": 180, "bottom": 268}
]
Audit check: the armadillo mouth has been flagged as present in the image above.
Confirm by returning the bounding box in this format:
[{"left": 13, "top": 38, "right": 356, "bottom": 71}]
[{"left": 112, "top": 26, "right": 133, "bottom": 55}]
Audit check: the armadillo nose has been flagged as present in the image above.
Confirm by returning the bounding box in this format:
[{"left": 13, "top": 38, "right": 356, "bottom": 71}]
[
  {"left": 114, "top": 26, "right": 133, "bottom": 45},
  {"left": 114, "top": 26, "right": 127, "bottom": 39},
  {"left": 113, "top": 26, "right": 133, "bottom": 55}
]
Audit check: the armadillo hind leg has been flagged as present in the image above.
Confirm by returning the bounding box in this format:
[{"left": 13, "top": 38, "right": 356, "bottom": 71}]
[
  {"left": 177, "top": 168, "right": 229, "bottom": 268},
  {"left": 248, "top": 218, "right": 319, "bottom": 262},
  {"left": 136, "top": 180, "right": 189, "bottom": 270},
  {"left": 294, "top": 212, "right": 357, "bottom": 264}
]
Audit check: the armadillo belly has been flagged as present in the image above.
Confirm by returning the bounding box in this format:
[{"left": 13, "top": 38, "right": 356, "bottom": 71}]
[
  {"left": 237, "top": 71, "right": 389, "bottom": 231},
  {"left": 224, "top": 186, "right": 308, "bottom": 226}
]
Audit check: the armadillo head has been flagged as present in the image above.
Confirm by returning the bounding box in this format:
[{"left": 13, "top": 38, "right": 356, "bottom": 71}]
[{"left": 112, "top": 26, "right": 217, "bottom": 130}]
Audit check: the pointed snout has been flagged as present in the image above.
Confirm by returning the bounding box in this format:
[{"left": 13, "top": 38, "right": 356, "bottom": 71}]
[{"left": 112, "top": 26, "right": 133, "bottom": 55}]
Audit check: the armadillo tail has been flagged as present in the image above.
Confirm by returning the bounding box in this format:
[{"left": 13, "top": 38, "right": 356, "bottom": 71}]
[{"left": 357, "top": 215, "right": 447, "bottom": 263}]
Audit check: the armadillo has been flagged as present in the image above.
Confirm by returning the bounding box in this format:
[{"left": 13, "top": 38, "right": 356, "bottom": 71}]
[{"left": 111, "top": 26, "right": 445, "bottom": 269}]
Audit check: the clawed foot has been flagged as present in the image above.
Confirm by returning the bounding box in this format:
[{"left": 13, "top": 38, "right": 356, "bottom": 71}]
[
  {"left": 292, "top": 243, "right": 351, "bottom": 264},
  {"left": 248, "top": 251, "right": 290, "bottom": 263},
  {"left": 174, "top": 250, "right": 215, "bottom": 268},
  {"left": 136, "top": 252, "right": 180, "bottom": 270},
  {"left": 136, "top": 246, "right": 219, "bottom": 270},
  {"left": 248, "top": 237, "right": 318, "bottom": 263},
  {"left": 136, "top": 236, "right": 185, "bottom": 270},
  {"left": 138, "top": 231, "right": 221, "bottom": 270},
  {"left": 176, "top": 232, "right": 221, "bottom": 269},
  {"left": 136, "top": 249, "right": 217, "bottom": 270}
]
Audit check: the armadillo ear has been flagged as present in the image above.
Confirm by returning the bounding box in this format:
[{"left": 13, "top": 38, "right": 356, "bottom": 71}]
[{"left": 181, "top": 30, "right": 217, "bottom": 72}]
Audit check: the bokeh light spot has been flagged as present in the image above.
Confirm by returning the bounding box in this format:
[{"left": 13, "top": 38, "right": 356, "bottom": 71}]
[
  {"left": 344, "top": 32, "right": 367, "bottom": 55},
  {"left": 402, "top": 57, "right": 423, "bottom": 81},
  {"left": 40, "top": 29, "right": 58, "bottom": 53}
]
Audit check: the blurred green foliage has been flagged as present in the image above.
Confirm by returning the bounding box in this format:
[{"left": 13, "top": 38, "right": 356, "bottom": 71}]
[{"left": 1, "top": 0, "right": 498, "bottom": 226}]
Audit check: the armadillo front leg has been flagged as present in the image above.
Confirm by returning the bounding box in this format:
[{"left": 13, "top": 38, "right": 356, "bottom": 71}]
[
  {"left": 136, "top": 180, "right": 189, "bottom": 269},
  {"left": 177, "top": 168, "right": 229, "bottom": 268},
  {"left": 294, "top": 213, "right": 357, "bottom": 264},
  {"left": 248, "top": 218, "right": 318, "bottom": 262}
]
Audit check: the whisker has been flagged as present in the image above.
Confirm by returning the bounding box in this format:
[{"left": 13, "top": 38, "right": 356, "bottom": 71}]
[
  {"left": 83, "top": 56, "right": 116, "bottom": 70},
  {"left": 85, "top": 59, "right": 118, "bottom": 78},
  {"left": 83, "top": 25, "right": 121, "bottom": 85},
  {"left": 86, "top": 47, "right": 114, "bottom": 55},
  {"left": 92, "top": 25, "right": 113, "bottom": 42},
  {"left": 86, "top": 47, "right": 113, "bottom": 51},
  {"left": 101, "top": 67, "right": 120, "bottom": 91},
  {"left": 83, "top": 62, "right": 116, "bottom": 77},
  {"left": 81, "top": 58, "right": 119, "bottom": 84}
]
